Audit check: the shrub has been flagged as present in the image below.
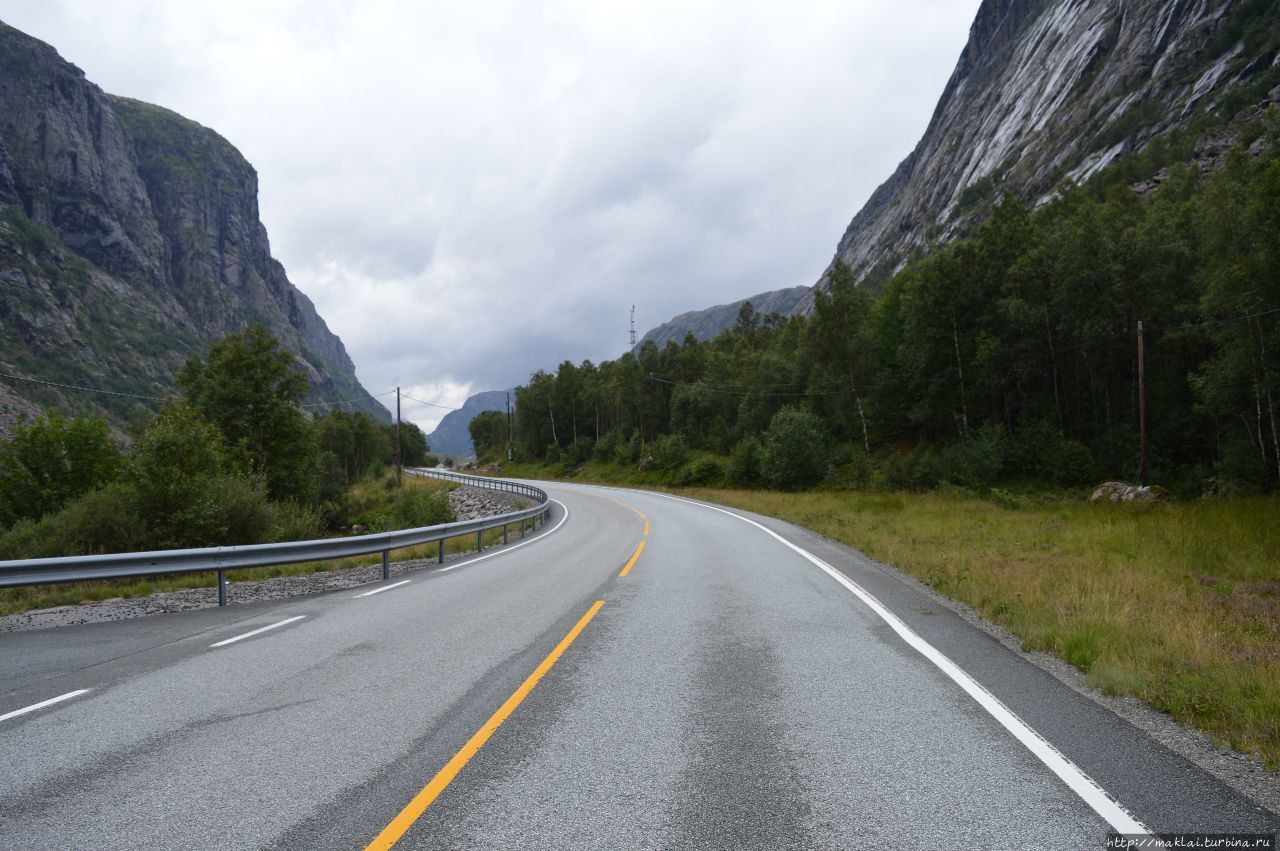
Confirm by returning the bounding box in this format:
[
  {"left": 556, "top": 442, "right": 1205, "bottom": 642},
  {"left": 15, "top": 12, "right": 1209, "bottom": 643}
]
[
  {"left": 650, "top": 434, "right": 689, "bottom": 469},
  {"left": 760, "top": 408, "right": 831, "bottom": 490},
  {"left": 728, "top": 436, "right": 764, "bottom": 486},
  {"left": 389, "top": 488, "right": 454, "bottom": 529},
  {"left": 675, "top": 455, "right": 726, "bottom": 486}
]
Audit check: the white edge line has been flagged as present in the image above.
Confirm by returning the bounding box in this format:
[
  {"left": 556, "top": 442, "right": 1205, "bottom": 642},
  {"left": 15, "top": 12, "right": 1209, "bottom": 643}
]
[
  {"left": 632, "top": 487, "right": 1152, "bottom": 838},
  {"left": 436, "top": 499, "right": 570, "bottom": 574},
  {"left": 0, "top": 688, "right": 92, "bottom": 723},
  {"left": 210, "top": 615, "right": 306, "bottom": 648},
  {"left": 355, "top": 579, "right": 411, "bottom": 598}
]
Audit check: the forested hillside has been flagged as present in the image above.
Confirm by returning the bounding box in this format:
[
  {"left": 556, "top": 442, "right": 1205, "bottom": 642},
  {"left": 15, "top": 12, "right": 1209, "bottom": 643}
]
[{"left": 514, "top": 134, "right": 1280, "bottom": 495}]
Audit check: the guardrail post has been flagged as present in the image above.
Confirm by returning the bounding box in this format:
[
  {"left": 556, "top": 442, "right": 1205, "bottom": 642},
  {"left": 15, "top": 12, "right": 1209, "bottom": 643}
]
[
  {"left": 438, "top": 538, "right": 445, "bottom": 564},
  {"left": 476, "top": 530, "right": 483, "bottom": 553},
  {"left": 382, "top": 550, "right": 390, "bottom": 580},
  {"left": 218, "top": 569, "right": 228, "bottom": 607},
  {"left": 503, "top": 524, "right": 509, "bottom": 545}
]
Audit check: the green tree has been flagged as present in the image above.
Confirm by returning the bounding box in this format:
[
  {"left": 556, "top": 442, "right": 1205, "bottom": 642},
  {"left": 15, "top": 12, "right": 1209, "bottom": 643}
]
[
  {"left": 469, "top": 410, "right": 508, "bottom": 461},
  {"left": 0, "top": 412, "right": 120, "bottom": 527},
  {"left": 177, "top": 326, "right": 317, "bottom": 502},
  {"left": 124, "top": 402, "right": 276, "bottom": 549},
  {"left": 760, "top": 407, "right": 831, "bottom": 490}
]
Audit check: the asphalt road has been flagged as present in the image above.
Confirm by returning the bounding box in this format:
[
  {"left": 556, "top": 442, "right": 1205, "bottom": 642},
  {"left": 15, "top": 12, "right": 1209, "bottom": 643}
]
[{"left": 1, "top": 482, "right": 1276, "bottom": 849}]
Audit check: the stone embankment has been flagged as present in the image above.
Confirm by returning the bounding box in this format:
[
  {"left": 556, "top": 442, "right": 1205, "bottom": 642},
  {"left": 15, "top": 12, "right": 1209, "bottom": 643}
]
[{"left": 0, "top": 485, "right": 537, "bottom": 633}]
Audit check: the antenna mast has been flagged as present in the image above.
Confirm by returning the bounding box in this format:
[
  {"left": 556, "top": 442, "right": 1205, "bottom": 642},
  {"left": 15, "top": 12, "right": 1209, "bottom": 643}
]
[{"left": 629, "top": 305, "right": 637, "bottom": 347}]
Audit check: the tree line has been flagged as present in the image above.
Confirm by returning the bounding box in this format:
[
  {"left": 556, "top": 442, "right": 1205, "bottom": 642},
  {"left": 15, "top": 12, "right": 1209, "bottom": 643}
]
[
  {"left": 508, "top": 140, "right": 1280, "bottom": 494},
  {"left": 0, "top": 326, "right": 435, "bottom": 556}
]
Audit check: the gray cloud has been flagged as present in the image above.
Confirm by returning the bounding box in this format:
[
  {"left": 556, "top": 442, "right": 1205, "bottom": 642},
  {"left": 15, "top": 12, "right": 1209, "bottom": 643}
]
[{"left": 1, "top": 0, "right": 981, "bottom": 429}]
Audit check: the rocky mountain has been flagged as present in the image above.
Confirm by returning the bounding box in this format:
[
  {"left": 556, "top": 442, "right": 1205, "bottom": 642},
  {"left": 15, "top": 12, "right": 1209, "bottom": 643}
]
[
  {"left": 0, "top": 21, "right": 387, "bottom": 436},
  {"left": 823, "top": 0, "right": 1278, "bottom": 288},
  {"left": 641, "top": 0, "right": 1280, "bottom": 339},
  {"left": 636, "top": 286, "right": 810, "bottom": 350},
  {"left": 426, "top": 389, "right": 512, "bottom": 459}
]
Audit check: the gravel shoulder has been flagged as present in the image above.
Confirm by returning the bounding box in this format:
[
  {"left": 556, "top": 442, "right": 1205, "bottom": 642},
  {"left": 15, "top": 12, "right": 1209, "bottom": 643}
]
[{"left": 0, "top": 485, "right": 534, "bottom": 634}]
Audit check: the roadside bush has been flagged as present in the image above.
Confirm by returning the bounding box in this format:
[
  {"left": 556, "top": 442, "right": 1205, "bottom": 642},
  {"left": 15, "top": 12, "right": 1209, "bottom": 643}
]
[
  {"left": 651, "top": 434, "right": 689, "bottom": 469},
  {"left": 592, "top": 430, "right": 621, "bottom": 462},
  {"left": 389, "top": 487, "right": 454, "bottom": 529},
  {"left": 565, "top": 436, "right": 594, "bottom": 466},
  {"left": 760, "top": 408, "right": 831, "bottom": 490},
  {"left": 728, "top": 436, "right": 764, "bottom": 486},
  {"left": 675, "top": 455, "right": 726, "bottom": 486},
  {"left": 0, "top": 481, "right": 144, "bottom": 558}
]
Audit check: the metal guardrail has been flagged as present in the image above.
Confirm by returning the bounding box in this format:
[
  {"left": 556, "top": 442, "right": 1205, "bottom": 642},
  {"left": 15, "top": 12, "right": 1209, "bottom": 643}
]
[{"left": 0, "top": 468, "right": 549, "bottom": 605}]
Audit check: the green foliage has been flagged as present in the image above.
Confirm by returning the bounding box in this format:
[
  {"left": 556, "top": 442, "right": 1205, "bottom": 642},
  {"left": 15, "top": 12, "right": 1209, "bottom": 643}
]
[
  {"left": 314, "top": 410, "right": 394, "bottom": 501},
  {"left": 649, "top": 433, "right": 689, "bottom": 469},
  {"left": 468, "top": 410, "right": 508, "bottom": 462},
  {"left": 0, "top": 403, "right": 322, "bottom": 557},
  {"left": 0, "top": 412, "right": 120, "bottom": 527},
  {"left": 674, "top": 455, "right": 726, "bottom": 486},
  {"left": 728, "top": 436, "right": 764, "bottom": 486},
  {"left": 398, "top": 420, "right": 430, "bottom": 467},
  {"left": 177, "top": 325, "right": 317, "bottom": 503},
  {"left": 761, "top": 408, "right": 831, "bottom": 490}
]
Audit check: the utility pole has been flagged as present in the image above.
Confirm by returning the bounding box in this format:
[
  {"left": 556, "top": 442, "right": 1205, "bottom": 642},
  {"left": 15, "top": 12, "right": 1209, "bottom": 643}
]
[
  {"left": 1137, "top": 321, "right": 1148, "bottom": 487},
  {"left": 506, "top": 392, "right": 513, "bottom": 462},
  {"left": 629, "top": 305, "right": 637, "bottom": 347},
  {"left": 395, "top": 386, "right": 402, "bottom": 487}
]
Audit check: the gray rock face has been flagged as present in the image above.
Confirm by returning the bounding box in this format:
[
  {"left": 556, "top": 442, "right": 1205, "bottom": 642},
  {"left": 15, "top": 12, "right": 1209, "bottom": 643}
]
[
  {"left": 826, "top": 0, "right": 1268, "bottom": 287},
  {"left": 0, "top": 21, "right": 387, "bottom": 426}
]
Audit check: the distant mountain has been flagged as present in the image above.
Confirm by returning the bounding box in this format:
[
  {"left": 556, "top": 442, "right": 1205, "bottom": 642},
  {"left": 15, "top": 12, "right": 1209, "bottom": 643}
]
[
  {"left": 636, "top": 286, "right": 810, "bottom": 350},
  {"left": 426, "top": 389, "right": 512, "bottom": 458},
  {"left": 636, "top": 0, "right": 1279, "bottom": 343},
  {"left": 0, "top": 21, "right": 387, "bottom": 435}
]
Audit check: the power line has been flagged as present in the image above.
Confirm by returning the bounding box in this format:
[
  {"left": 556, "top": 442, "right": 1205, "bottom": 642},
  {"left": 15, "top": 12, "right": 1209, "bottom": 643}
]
[
  {"left": 297, "top": 389, "right": 397, "bottom": 409},
  {"left": 0, "top": 369, "right": 170, "bottom": 401},
  {"left": 401, "top": 393, "right": 462, "bottom": 412}
]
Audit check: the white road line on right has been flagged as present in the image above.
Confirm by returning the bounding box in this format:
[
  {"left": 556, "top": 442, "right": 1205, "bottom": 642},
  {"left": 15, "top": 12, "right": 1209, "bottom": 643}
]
[
  {"left": 644, "top": 489, "right": 1151, "bottom": 838},
  {"left": 210, "top": 615, "right": 306, "bottom": 648},
  {"left": 0, "top": 689, "right": 92, "bottom": 723}
]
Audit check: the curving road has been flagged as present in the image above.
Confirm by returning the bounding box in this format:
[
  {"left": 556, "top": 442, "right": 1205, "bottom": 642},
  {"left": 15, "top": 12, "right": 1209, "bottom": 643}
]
[{"left": 1, "top": 482, "right": 1276, "bottom": 849}]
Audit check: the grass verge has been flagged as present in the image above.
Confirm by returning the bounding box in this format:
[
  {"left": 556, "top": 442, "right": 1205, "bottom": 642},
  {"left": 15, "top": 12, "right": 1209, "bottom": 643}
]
[{"left": 673, "top": 487, "right": 1280, "bottom": 771}]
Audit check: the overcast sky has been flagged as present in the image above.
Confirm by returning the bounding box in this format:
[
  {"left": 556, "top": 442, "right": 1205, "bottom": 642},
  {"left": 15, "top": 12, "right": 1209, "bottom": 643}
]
[{"left": 2, "top": 0, "right": 980, "bottom": 431}]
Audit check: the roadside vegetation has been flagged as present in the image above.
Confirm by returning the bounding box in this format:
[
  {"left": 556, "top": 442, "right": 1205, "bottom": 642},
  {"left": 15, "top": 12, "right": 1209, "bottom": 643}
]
[{"left": 0, "top": 326, "right": 462, "bottom": 614}]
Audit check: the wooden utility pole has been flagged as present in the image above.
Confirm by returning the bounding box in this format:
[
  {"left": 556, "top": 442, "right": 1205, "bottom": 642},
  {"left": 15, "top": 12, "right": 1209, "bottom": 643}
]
[
  {"left": 1137, "top": 321, "right": 1148, "bottom": 487},
  {"left": 395, "top": 386, "right": 402, "bottom": 487}
]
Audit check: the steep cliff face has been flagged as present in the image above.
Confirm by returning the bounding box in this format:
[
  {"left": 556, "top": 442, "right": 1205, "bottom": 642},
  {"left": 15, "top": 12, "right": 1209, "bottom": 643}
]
[
  {"left": 642, "top": 0, "right": 1279, "bottom": 338},
  {"left": 827, "top": 0, "right": 1277, "bottom": 286},
  {"left": 0, "top": 21, "right": 386, "bottom": 431}
]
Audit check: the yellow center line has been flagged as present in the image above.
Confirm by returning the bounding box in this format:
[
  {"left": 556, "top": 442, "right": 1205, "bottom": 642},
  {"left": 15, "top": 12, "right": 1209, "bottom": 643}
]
[
  {"left": 365, "top": 600, "right": 606, "bottom": 851},
  {"left": 618, "top": 539, "right": 645, "bottom": 578},
  {"left": 633, "top": 508, "right": 649, "bottom": 536}
]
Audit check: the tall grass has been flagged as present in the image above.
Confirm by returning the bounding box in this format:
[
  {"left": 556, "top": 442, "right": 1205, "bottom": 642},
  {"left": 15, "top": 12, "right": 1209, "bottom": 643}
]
[{"left": 685, "top": 488, "right": 1280, "bottom": 770}]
